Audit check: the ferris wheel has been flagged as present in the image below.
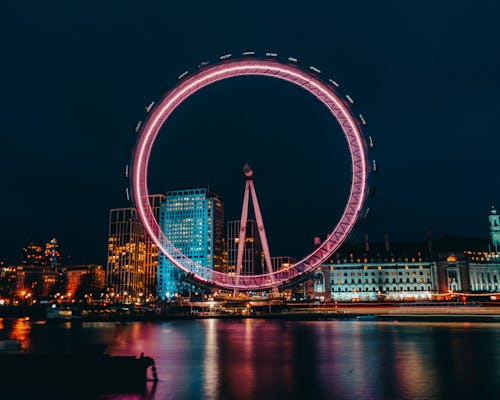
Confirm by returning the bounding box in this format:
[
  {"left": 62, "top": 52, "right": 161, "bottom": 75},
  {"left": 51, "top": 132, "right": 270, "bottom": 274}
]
[{"left": 130, "top": 52, "right": 375, "bottom": 291}]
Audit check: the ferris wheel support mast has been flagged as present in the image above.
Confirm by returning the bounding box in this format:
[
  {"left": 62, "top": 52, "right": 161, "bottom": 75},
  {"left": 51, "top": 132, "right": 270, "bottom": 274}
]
[{"left": 235, "top": 164, "right": 275, "bottom": 287}]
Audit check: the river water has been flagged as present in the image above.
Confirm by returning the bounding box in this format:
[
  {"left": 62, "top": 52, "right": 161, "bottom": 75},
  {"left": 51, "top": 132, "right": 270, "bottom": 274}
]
[{"left": 1, "top": 318, "right": 499, "bottom": 399}]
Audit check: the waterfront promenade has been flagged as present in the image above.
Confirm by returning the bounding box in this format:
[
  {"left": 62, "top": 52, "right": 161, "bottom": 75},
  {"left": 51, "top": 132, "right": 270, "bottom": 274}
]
[{"left": 1, "top": 302, "right": 499, "bottom": 322}]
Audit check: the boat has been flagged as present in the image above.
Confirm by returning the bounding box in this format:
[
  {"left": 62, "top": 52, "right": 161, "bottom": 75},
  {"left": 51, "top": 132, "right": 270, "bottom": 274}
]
[
  {"left": 46, "top": 305, "right": 72, "bottom": 320},
  {"left": 0, "top": 344, "right": 157, "bottom": 394}
]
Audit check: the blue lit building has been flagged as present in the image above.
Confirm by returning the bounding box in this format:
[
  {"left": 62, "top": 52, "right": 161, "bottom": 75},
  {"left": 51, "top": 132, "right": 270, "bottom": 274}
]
[{"left": 158, "top": 188, "right": 224, "bottom": 299}]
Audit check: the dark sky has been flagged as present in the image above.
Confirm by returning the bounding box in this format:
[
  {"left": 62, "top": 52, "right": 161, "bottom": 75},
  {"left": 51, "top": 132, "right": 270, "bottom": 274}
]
[{"left": 2, "top": 1, "right": 500, "bottom": 265}]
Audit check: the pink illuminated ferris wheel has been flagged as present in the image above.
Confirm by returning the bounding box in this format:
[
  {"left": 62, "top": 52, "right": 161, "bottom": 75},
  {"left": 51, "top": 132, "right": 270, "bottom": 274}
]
[{"left": 130, "top": 53, "right": 375, "bottom": 291}]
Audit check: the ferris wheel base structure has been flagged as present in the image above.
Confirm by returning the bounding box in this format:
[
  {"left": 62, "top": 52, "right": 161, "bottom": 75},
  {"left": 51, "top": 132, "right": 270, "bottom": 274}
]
[{"left": 130, "top": 55, "right": 373, "bottom": 291}]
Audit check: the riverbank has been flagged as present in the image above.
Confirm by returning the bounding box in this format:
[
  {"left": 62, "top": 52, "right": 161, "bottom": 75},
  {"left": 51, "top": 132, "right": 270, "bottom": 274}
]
[
  {"left": 152, "top": 305, "right": 500, "bottom": 323},
  {"left": 2, "top": 304, "right": 499, "bottom": 323}
]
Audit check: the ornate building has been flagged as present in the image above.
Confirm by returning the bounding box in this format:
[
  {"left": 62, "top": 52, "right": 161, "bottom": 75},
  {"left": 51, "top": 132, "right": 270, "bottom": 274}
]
[
  {"left": 468, "top": 254, "right": 500, "bottom": 292},
  {"left": 327, "top": 261, "right": 437, "bottom": 301}
]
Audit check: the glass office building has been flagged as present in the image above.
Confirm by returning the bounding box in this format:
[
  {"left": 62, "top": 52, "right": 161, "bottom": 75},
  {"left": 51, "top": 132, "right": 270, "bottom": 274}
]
[{"left": 158, "top": 188, "right": 224, "bottom": 299}]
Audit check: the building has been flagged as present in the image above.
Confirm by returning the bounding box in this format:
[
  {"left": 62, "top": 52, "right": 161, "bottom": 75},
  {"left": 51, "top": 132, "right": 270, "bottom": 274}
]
[
  {"left": 158, "top": 188, "right": 224, "bottom": 299},
  {"left": 21, "top": 238, "right": 64, "bottom": 270},
  {"left": 465, "top": 206, "right": 500, "bottom": 292},
  {"left": 326, "top": 261, "right": 437, "bottom": 301},
  {"left": 489, "top": 206, "right": 500, "bottom": 251},
  {"left": 13, "top": 266, "right": 59, "bottom": 299},
  {"left": 106, "top": 194, "right": 165, "bottom": 302},
  {"left": 66, "top": 264, "right": 105, "bottom": 299},
  {"left": 271, "top": 256, "right": 296, "bottom": 271},
  {"left": 226, "top": 220, "right": 263, "bottom": 275},
  {"left": 44, "top": 238, "right": 61, "bottom": 268},
  {"left": 436, "top": 253, "right": 469, "bottom": 293},
  {"left": 468, "top": 253, "right": 500, "bottom": 292},
  {"left": 0, "top": 266, "right": 18, "bottom": 303},
  {"left": 433, "top": 209, "right": 497, "bottom": 294},
  {"left": 290, "top": 234, "right": 441, "bottom": 301},
  {"left": 22, "top": 240, "right": 45, "bottom": 267}
]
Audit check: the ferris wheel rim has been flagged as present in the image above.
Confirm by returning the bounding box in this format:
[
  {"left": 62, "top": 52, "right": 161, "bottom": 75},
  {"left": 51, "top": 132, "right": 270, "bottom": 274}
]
[{"left": 131, "top": 57, "right": 369, "bottom": 291}]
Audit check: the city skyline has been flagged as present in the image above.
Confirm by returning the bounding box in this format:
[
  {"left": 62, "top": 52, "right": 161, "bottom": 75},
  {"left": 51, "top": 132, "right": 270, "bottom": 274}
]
[
  {"left": 2, "top": 2, "right": 500, "bottom": 266},
  {"left": 2, "top": 189, "right": 498, "bottom": 267},
  {"left": 2, "top": 4, "right": 499, "bottom": 400}
]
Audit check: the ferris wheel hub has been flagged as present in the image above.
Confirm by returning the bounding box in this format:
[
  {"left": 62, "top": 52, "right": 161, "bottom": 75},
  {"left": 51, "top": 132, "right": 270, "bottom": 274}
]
[{"left": 243, "top": 163, "right": 253, "bottom": 178}]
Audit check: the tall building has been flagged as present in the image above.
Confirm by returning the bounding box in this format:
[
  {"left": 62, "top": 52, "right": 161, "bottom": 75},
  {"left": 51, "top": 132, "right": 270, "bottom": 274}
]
[
  {"left": 22, "top": 238, "right": 62, "bottom": 269},
  {"left": 44, "top": 238, "right": 61, "bottom": 268},
  {"left": 158, "top": 188, "right": 224, "bottom": 299},
  {"left": 106, "top": 194, "right": 165, "bottom": 302},
  {"left": 22, "top": 240, "right": 45, "bottom": 267},
  {"left": 226, "top": 220, "right": 263, "bottom": 275}
]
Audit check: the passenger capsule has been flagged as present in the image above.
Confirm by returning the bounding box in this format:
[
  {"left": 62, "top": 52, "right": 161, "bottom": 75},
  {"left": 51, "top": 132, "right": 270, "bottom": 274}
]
[
  {"left": 359, "top": 113, "right": 366, "bottom": 125},
  {"left": 145, "top": 102, "right": 155, "bottom": 113},
  {"left": 219, "top": 54, "right": 232, "bottom": 60},
  {"left": 288, "top": 57, "right": 298, "bottom": 62},
  {"left": 178, "top": 71, "right": 189, "bottom": 79},
  {"left": 242, "top": 51, "right": 255, "bottom": 55},
  {"left": 125, "top": 188, "right": 130, "bottom": 201},
  {"left": 346, "top": 95, "right": 354, "bottom": 104},
  {"left": 266, "top": 52, "right": 278, "bottom": 57},
  {"left": 310, "top": 66, "right": 321, "bottom": 73},
  {"left": 328, "top": 79, "right": 340, "bottom": 87},
  {"left": 135, "top": 121, "right": 142, "bottom": 133}
]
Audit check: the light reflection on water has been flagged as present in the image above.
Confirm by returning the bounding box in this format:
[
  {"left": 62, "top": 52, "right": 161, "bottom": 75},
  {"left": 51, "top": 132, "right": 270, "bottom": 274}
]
[{"left": 1, "top": 319, "right": 499, "bottom": 399}]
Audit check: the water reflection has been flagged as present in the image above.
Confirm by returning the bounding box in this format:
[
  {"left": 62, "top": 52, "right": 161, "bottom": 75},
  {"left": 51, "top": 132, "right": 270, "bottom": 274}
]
[
  {"left": 0, "top": 320, "right": 499, "bottom": 399},
  {"left": 7, "top": 318, "right": 31, "bottom": 350},
  {"left": 203, "top": 319, "right": 219, "bottom": 399}
]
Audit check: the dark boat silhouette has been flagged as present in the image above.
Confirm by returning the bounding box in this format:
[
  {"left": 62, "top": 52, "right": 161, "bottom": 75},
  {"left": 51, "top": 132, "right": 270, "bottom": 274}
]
[{"left": 0, "top": 344, "right": 158, "bottom": 396}]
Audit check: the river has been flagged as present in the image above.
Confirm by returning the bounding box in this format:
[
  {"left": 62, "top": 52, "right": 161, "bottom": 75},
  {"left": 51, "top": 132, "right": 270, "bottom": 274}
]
[{"left": 1, "top": 318, "right": 499, "bottom": 399}]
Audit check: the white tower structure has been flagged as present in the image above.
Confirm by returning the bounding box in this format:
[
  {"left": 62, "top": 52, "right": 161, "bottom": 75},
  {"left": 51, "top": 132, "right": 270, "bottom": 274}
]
[
  {"left": 235, "top": 164, "right": 274, "bottom": 287},
  {"left": 489, "top": 206, "right": 500, "bottom": 252}
]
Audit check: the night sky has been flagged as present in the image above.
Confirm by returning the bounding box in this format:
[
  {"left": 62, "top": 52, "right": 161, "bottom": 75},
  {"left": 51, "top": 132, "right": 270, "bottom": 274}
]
[{"left": 2, "top": 1, "right": 500, "bottom": 265}]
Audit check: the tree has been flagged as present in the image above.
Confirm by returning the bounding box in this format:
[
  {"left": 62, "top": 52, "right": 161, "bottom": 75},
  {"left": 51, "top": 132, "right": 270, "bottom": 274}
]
[
  {"left": 75, "top": 273, "right": 100, "bottom": 300},
  {"left": 49, "top": 272, "right": 67, "bottom": 297}
]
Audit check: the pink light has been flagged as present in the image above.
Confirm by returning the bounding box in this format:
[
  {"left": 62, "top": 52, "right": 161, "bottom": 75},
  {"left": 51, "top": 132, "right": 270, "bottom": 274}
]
[{"left": 131, "top": 58, "right": 368, "bottom": 290}]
